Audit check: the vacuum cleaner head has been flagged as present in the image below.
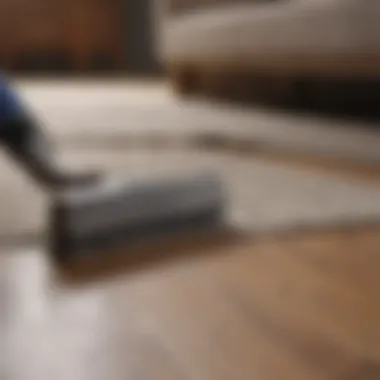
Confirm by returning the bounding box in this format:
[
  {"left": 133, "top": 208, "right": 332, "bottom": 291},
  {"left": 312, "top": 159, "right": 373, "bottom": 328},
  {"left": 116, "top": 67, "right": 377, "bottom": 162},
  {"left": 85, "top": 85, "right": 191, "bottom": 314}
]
[{"left": 48, "top": 172, "right": 225, "bottom": 265}]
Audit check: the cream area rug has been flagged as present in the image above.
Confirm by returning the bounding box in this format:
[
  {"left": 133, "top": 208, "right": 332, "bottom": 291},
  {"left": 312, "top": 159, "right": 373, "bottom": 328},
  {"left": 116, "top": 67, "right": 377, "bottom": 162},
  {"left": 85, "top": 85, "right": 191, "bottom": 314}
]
[
  {"left": 17, "top": 80, "right": 380, "bottom": 164},
  {"left": 1, "top": 147, "right": 380, "bottom": 242},
  {"left": 0, "top": 80, "right": 378, "bottom": 242}
]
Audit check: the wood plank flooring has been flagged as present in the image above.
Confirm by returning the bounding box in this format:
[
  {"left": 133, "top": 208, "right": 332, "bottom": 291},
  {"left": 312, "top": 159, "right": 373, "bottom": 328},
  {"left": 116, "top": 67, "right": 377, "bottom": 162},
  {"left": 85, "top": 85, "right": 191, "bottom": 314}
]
[
  {"left": 2, "top": 224, "right": 380, "bottom": 380},
  {"left": 3, "top": 79, "right": 380, "bottom": 380}
]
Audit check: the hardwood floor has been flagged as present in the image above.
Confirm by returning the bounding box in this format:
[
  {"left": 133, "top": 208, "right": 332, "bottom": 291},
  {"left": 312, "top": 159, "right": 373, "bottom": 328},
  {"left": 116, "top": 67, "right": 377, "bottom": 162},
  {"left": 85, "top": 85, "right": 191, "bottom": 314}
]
[
  {"left": 3, "top": 78, "right": 380, "bottom": 379},
  {"left": 2, "top": 225, "right": 380, "bottom": 380}
]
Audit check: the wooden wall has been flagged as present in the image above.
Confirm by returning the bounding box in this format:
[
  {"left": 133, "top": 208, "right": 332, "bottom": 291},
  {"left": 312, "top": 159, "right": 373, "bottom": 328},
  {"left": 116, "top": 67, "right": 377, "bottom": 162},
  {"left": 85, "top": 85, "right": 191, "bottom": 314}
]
[{"left": 0, "top": 0, "right": 125, "bottom": 73}]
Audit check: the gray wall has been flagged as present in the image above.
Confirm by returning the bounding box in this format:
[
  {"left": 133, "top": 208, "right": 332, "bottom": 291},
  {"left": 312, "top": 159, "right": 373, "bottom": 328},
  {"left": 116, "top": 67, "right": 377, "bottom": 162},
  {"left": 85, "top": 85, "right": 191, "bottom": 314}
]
[{"left": 124, "top": 0, "right": 162, "bottom": 75}]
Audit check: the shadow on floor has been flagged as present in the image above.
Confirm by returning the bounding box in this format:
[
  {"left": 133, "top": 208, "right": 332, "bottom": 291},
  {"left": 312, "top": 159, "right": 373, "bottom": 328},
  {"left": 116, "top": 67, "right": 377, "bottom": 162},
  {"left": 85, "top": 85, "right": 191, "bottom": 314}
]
[
  {"left": 54, "top": 226, "right": 245, "bottom": 288},
  {"left": 207, "top": 78, "right": 380, "bottom": 128}
]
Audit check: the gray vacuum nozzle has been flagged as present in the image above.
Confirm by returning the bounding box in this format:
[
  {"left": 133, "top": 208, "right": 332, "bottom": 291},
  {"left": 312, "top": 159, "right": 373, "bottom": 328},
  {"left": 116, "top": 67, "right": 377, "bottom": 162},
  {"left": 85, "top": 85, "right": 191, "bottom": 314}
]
[{"left": 48, "top": 172, "right": 226, "bottom": 264}]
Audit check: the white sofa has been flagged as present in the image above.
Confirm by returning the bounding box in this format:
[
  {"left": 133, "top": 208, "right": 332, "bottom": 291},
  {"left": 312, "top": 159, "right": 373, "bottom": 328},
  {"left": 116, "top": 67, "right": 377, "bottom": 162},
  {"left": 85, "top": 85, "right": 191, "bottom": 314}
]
[{"left": 155, "top": 0, "right": 380, "bottom": 78}]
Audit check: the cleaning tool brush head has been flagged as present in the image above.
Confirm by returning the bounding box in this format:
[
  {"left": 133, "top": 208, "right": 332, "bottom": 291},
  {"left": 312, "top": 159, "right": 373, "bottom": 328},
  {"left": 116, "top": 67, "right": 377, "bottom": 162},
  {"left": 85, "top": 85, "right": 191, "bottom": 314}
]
[{"left": 48, "top": 172, "right": 225, "bottom": 264}]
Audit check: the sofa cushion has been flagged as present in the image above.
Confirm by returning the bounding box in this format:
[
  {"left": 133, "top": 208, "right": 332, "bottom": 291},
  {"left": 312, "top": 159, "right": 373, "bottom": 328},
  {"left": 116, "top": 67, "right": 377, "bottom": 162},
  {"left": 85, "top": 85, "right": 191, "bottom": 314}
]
[{"left": 165, "top": 0, "right": 278, "bottom": 15}]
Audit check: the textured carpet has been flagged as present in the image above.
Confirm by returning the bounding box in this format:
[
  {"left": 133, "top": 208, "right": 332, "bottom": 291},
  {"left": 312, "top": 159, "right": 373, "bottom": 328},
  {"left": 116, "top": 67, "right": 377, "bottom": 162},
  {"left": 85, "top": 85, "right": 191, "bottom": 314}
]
[
  {"left": 17, "top": 80, "right": 380, "bottom": 163},
  {"left": 0, "top": 80, "right": 379, "bottom": 242},
  {"left": 1, "top": 147, "right": 380, "bottom": 242}
]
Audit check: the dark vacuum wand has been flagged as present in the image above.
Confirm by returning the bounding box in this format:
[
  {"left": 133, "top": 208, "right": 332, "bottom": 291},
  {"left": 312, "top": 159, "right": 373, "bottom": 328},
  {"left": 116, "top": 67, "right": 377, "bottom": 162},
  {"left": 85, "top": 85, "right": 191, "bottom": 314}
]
[{"left": 0, "top": 109, "right": 225, "bottom": 265}]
